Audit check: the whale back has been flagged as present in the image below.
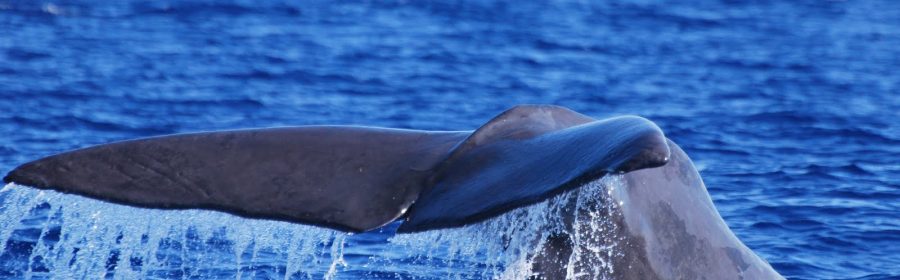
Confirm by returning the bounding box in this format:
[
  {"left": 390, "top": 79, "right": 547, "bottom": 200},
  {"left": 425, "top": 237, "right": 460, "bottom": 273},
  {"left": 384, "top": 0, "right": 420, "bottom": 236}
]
[
  {"left": 613, "top": 140, "right": 783, "bottom": 279},
  {"left": 526, "top": 140, "right": 783, "bottom": 279}
]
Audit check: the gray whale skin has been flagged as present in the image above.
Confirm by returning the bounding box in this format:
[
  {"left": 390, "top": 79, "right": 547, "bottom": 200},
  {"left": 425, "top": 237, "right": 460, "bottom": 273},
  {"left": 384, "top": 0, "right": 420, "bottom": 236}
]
[{"left": 4, "top": 104, "right": 783, "bottom": 279}]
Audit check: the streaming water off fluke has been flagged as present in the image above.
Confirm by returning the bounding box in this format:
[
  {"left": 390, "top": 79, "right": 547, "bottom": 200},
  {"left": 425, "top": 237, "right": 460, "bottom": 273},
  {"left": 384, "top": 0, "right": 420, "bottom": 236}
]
[{"left": 0, "top": 177, "right": 627, "bottom": 279}]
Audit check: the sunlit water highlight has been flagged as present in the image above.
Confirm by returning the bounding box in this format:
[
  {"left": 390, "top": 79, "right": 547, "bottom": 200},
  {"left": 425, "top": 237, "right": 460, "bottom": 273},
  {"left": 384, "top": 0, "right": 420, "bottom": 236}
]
[{"left": 0, "top": 177, "right": 625, "bottom": 279}]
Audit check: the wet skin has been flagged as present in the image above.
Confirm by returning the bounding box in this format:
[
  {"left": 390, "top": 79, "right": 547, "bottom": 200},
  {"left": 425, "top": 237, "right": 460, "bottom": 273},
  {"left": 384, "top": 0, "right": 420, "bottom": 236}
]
[{"left": 531, "top": 141, "right": 782, "bottom": 280}]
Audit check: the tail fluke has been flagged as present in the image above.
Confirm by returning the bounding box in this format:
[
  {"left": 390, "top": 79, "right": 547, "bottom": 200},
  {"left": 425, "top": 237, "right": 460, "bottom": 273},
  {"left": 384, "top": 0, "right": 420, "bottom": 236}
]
[
  {"left": 3, "top": 126, "right": 467, "bottom": 232},
  {"left": 4, "top": 105, "right": 669, "bottom": 233},
  {"left": 400, "top": 106, "right": 669, "bottom": 232}
]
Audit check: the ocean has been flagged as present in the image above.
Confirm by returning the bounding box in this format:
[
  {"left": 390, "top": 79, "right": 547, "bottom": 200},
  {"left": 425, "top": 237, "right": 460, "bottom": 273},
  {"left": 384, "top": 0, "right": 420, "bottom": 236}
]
[{"left": 1, "top": 1, "right": 898, "bottom": 279}]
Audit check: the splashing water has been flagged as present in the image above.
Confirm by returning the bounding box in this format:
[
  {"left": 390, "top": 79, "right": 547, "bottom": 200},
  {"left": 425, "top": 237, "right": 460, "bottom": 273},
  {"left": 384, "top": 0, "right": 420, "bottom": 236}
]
[
  {"left": 390, "top": 176, "right": 627, "bottom": 279},
  {"left": 0, "top": 177, "right": 627, "bottom": 279},
  {"left": 0, "top": 185, "right": 346, "bottom": 280}
]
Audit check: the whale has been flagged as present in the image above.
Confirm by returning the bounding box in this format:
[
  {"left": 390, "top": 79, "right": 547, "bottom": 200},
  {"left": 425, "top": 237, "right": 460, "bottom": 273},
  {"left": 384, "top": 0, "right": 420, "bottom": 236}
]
[
  {"left": 528, "top": 140, "right": 783, "bottom": 279},
  {"left": 2, "top": 104, "right": 782, "bottom": 279}
]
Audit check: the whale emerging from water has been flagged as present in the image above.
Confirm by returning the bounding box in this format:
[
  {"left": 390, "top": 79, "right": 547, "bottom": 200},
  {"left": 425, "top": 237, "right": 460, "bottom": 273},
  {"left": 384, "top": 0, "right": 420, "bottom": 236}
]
[{"left": 3, "top": 105, "right": 782, "bottom": 279}]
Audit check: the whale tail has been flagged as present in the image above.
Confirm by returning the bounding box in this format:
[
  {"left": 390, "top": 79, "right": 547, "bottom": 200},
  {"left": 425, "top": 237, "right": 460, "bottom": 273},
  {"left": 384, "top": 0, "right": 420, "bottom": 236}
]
[{"left": 3, "top": 105, "right": 669, "bottom": 233}]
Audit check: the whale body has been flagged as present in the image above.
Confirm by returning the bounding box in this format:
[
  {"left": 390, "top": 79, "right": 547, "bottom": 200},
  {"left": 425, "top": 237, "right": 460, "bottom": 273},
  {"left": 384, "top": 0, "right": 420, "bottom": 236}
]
[{"left": 2, "top": 104, "right": 782, "bottom": 279}]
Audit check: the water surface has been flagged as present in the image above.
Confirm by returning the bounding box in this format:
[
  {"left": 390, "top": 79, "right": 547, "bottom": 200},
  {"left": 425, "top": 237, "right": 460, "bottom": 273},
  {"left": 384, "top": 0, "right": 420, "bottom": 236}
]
[{"left": 1, "top": 1, "right": 898, "bottom": 279}]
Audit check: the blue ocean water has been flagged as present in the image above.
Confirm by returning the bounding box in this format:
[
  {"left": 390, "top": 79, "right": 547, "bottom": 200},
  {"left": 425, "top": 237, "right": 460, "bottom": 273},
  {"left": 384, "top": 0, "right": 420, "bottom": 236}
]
[{"left": 0, "top": 0, "right": 898, "bottom": 279}]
